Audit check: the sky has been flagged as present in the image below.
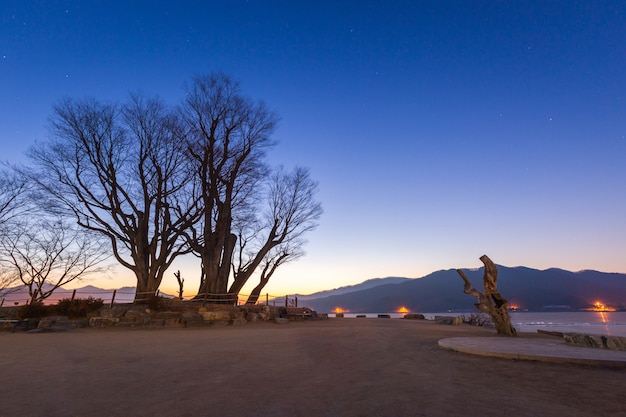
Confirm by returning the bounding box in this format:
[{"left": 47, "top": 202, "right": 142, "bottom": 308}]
[{"left": 1, "top": 1, "right": 625, "bottom": 297}]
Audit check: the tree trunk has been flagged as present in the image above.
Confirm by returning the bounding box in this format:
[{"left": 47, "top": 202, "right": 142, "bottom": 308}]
[
  {"left": 245, "top": 277, "right": 270, "bottom": 305},
  {"left": 457, "top": 255, "right": 517, "bottom": 336}
]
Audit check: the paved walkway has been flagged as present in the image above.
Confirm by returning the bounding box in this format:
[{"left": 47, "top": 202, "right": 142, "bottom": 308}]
[{"left": 439, "top": 336, "right": 626, "bottom": 367}]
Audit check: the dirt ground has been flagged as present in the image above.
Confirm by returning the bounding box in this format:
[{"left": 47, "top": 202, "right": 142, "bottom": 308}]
[{"left": 1, "top": 319, "right": 624, "bottom": 417}]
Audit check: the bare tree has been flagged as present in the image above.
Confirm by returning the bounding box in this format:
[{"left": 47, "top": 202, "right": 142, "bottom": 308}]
[
  {"left": 245, "top": 243, "right": 303, "bottom": 305},
  {"left": 228, "top": 166, "right": 322, "bottom": 302},
  {"left": 181, "top": 73, "right": 279, "bottom": 302},
  {"left": 174, "top": 270, "right": 184, "bottom": 300},
  {"left": 0, "top": 168, "right": 27, "bottom": 229},
  {"left": 0, "top": 217, "right": 109, "bottom": 303},
  {"left": 27, "top": 95, "right": 199, "bottom": 302},
  {"left": 0, "top": 169, "right": 28, "bottom": 297}
]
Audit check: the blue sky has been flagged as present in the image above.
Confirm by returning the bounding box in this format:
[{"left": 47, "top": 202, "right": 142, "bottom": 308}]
[{"left": 1, "top": 1, "right": 625, "bottom": 296}]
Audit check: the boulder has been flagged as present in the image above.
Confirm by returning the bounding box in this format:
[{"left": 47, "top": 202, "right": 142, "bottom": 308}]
[
  {"left": 37, "top": 316, "right": 70, "bottom": 329},
  {"left": 404, "top": 314, "right": 425, "bottom": 320},
  {"left": 564, "top": 333, "right": 605, "bottom": 349},
  {"left": 89, "top": 317, "right": 120, "bottom": 327},
  {"left": 435, "top": 316, "right": 462, "bottom": 326},
  {"left": 605, "top": 336, "right": 626, "bottom": 351},
  {"left": 200, "top": 310, "right": 231, "bottom": 323}
]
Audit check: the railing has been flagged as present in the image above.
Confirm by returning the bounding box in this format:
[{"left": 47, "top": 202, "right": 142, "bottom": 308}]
[{"left": 0, "top": 288, "right": 300, "bottom": 308}]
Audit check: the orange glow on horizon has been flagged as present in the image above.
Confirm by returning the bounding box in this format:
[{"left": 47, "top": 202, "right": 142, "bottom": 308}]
[
  {"left": 396, "top": 306, "right": 410, "bottom": 314},
  {"left": 333, "top": 307, "right": 348, "bottom": 313},
  {"left": 588, "top": 301, "right": 616, "bottom": 312}
]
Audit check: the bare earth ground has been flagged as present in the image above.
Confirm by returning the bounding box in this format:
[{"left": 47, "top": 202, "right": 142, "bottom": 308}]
[{"left": 1, "top": 319, "right": 624, "bottom": 417}]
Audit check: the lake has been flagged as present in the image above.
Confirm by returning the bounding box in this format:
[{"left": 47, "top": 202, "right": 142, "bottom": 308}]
[{"left": 334, "top": 311, "right": 626, "bottom": 337}]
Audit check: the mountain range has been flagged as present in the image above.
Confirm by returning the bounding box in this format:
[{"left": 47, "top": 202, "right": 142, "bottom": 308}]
[
  {"left": 297, "top": 266, "right": 626, "bottom": 313},
  {"left": 2, "top": 266, "right": 625, "bottom": 312}
]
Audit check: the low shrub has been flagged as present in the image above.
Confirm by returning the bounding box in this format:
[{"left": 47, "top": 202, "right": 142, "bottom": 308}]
[
  {"left": 55, "top": 297, "right": 104, "bottom": 318},
  {"left": 18, "top": 301, "right": 49, "bottom": 319},
  {"left": 146, "top": 295, "right": 168, "bottom": 311},
  {"left": 460, "top": 313, "right": 493, "bottom": 327}
]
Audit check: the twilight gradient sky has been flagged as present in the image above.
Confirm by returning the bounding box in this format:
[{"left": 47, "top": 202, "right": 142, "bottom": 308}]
[{"left": 1, "top": 1, "right": 625, "bottom": 296}]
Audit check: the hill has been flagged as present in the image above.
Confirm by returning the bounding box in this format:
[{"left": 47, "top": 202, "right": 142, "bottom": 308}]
[
  {"left": 302, "top": 266, "right": 626, "bottom": 313},
  {"left": 295, "top": 277, "right": 411, "bottom": 301}
]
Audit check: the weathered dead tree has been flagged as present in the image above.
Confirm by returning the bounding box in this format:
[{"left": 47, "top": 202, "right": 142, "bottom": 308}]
[
  {"left": 456, "top": 255, "right": 517, "bottom": 336},
  {"left": 174, "top": 270, "right": 184, "bottom": 300}
]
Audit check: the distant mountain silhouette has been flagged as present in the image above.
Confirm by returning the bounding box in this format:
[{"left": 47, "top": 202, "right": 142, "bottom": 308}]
[
  {"left": 295, "top": 277, "right": 411, "bottom": 301},
  {"left": 0, "top": 284, "right": 138, "bottom": 305},
  {"left": 3, "top": 266, "right": 625, "bottom": 311},
  {"left": 301, "top": 266, "right": 626, "bottom": 313}
]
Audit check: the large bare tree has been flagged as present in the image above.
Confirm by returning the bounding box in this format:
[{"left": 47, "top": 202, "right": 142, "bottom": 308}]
[
  {"left": 28, "top": 95, "right": 199, "bottom": 302},
  {"left": 181, "top": 74, "right": 322, "bottom": 303},
  {"left": 181, "top": 73, "right": 279, "bottom": 302}
]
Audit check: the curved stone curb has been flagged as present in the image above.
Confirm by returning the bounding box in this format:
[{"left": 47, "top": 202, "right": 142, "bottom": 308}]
[{"left": 438, "top": 337, "right": 626, "bottom": 368}]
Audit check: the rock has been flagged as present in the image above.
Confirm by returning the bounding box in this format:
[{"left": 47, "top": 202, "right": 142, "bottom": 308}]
[
  {"left": 377, "top": 314, "right": 391, "bottom": 318},
  {"left": 37, "top": 316, "right": 70, "bottom": 329},
  {"left": 356, "top": 315, "right": 366, "bottom": 318},
  {"left": 89, "top": 317, "right": 120, "bottom": 327},
  {"left": 180, "top": 313, "right": 206, "bottom": 327},
  {"left": 99, "top": 306, "right": 128, "bottom": 318},
  {"left": 247, "top": 313, "right": 259, "bottom": 322},
  {"left": 435, "top": 316, "right": 462, "bottom": 325},
  {"left": 564, "top": 333, "right": 604, "bottom": 349},
  {"left": 123, "top": 308, "right": 150, "bottom": 320},
  {"left": 404, "top": 314, "right": 425, "bottom": 320},
  {"left": 335, "top": 313, "right": 344, "bottom": 318},
  {"left": 274, "top": 318, "right": 289, "bottom": 324},
  {"left": 257, "top": 306, "right": 273, "bottom": 321},
  {"left": 200, "top": 310, "right": 231, "bottom": 322},
  {"left": 232, "top": 318, "right": 247, "bottom": 326},
  {"left": 605, "top": 336, "right": 626, "bottom": 351}
]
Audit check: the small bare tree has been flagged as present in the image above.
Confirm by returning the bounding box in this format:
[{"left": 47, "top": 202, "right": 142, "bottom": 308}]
[
  {"left": 457, "top": 255, "right": 517, "bottom": 336},
  {"left": 1, "top": 218, "right": 109, "bottom": 303},
  {"left": 174, "top": 270, "right": 184, "bottom": 300}
]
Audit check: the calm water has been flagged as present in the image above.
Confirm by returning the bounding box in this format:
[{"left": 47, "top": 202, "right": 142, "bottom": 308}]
[{"left": 335, "top": 311, "right": 626, "bottom": 337}]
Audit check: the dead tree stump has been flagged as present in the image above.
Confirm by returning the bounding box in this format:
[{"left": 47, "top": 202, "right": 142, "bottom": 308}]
[{"left": 457, "top": 255, "right": 517, "bottom": 336}]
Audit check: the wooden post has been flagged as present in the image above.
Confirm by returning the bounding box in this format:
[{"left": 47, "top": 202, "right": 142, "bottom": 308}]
[
  {"left": 295, "top": 297, "right": 298, "bottom": 308},
  {"left": 71, "top": 289, "right": 77, "bottom": 302},
  {"left": 266, "top": 293, "right": 269, "bottom": 306},
  {"left": 110, "top": 289, "right": 117, "bottom": 308},
  {"left": 285, "top": 295, "right": 288, "bottom": 307}
]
